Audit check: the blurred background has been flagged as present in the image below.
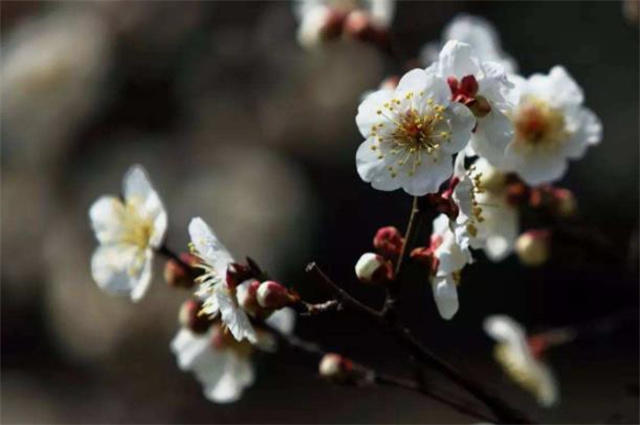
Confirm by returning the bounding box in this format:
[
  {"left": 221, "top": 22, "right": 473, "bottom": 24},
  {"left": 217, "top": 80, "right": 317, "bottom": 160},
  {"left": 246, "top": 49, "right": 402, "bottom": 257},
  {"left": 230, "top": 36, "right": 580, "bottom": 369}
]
[{"left": 1, "top": 1, "right": 638, "bottom": 423}]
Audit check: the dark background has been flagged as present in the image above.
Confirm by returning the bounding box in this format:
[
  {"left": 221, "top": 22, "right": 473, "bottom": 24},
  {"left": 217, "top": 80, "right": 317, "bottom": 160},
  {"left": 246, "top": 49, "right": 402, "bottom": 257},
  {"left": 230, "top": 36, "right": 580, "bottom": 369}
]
[{"left": 2, "top": 1, "right": 638, "bottom": 423}]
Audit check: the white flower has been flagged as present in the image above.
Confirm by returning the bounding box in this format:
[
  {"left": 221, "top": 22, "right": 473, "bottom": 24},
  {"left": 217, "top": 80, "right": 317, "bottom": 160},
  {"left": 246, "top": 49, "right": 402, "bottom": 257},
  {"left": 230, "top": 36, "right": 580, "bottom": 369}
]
[
  {"left": 421, "top": 14, "right": 517, "bottom": 74},
  {"left": 171, "top": 308, "right": 295, "bottom": 403},
  {"left": 294, "top": 0, "right": 395, "bottom": 48},
  {"left": 452, "top": 153, "right": 519, "bottom": 261},
  {"left": 501, "top": 66, "right": 602, "bottom": 185},
  {"left": 89, "top": 165, "right": 167, "bottom": 301},
  {"left": 426, "top": 40, "right": 516, "bottom": 169},
  {"left": 356, "top": 68, "right": 475, "bottom": 195},
  {"left": 188, "top": 217, "right": 257, "bottom": 343},
  {"left": 484, "top": 315, "right": 558, "bottom": 407},
  {"left": 429, "top": 214, "right": 473, "bottom": 319}
]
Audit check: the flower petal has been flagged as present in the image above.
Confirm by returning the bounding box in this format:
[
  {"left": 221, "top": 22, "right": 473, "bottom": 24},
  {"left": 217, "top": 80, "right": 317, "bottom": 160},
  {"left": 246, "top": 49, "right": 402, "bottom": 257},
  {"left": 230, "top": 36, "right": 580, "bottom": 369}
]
[
  {"left": 188, "top": 217, "right": 234, "bottom": 273},
  {"left": 216, "top": 289, "right": 257, "bottom": 343},
  {"left": 90, "top": 244, "right": 153, "bottom": 301},
  {"left": 437, "top": 40, "right": 482, "bottom": 78},
  {"left": 89, "top": 196, "right": 125, "bottom": 245},
  {"left": 432, "top": 276, "right": 459, "bottom": 320},
  {"left": 123, "top": 165, "right": 167, "bottom": 247},
  {"left": 441, "top": 102, "right": 475, "bottom": 154},
  {"left": 355, "top": 89, "right": 394, "bottom": 139},
  {"left": 470, "top": 107, "right": 514, "bottom": 168}
]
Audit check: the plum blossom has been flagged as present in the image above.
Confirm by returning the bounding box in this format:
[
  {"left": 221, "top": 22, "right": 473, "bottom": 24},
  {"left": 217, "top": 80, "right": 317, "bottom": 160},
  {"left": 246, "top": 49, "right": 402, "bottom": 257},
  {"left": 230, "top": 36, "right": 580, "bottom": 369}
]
[
  {"left": 452, "top": 153, "right": 519, "bottom": 261},
  {"left": 429, "top": 214, "right": 473, "bottom": 319},
  {"left": 425, "top": 40, "right": 516, "bottom": 169},
  {"left": 356, "top": 68, "right": 475, "bottom": 196},
  {"left": 484, "top": 315, "right": 558, "bottom": 407},
  {"left": 171, "top": 308, "right": 295, "bottom": 403},
  {"left": 421, "top": 14, "right": 517, "bottom": 73},
  {"left": 294, "top": 0, "right": 395, "bottom": 48},
  {"left": 189, "top": 218, "right": 257, "bottom": 343},
  {"left": 502, "top": 66, "right": 602, "bottom": 185},
  {"left": 89, "top": 165, "right": 167, "bottom": 301}
]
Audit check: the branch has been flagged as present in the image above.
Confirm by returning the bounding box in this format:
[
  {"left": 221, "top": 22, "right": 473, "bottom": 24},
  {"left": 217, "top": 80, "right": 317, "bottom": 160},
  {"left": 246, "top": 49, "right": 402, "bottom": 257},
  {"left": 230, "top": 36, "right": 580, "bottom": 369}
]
[{"left": 265, "top": 323, "right": 495, "bottom": 423}]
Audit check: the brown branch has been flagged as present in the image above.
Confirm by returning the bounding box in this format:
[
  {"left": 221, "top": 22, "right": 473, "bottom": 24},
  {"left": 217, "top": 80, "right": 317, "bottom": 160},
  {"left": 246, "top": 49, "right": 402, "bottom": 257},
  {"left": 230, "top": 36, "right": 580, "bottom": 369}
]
[{"left": 264, "top": 323, "right": 495, "bottom": 423}]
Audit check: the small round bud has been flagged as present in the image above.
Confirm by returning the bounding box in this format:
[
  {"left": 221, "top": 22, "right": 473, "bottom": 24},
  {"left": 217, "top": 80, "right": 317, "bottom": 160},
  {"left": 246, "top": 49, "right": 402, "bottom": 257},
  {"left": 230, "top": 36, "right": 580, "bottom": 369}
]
[
  {"left": 515, "top": 230, "right": 551, "bottom": 267},
  {"left": 506, "top": 181, "right": 530, "bottom": 207},
  {"left": 236, "top": 279, "right": 263, "bottom": 317},
  {"left": 355, "top": 253, "right": 393, "bottom": 284},
  {"left": 343, "top": 10, "right": 389, "bottom": 45},
  {"left": 164, "top": 259, "right": 193, "bottom": 289},
  {"left": 319, "top": 353, "right": 353, "bottom": 383},
  {"left": 410, "top": 247, "right": 438, "bottom": 275},
  {"left": 373, "top": 226, "right": 404, "bottom": 258},
  {"left": 379, "top": 75, "right": 399, "bottom": 91},
  {"left": 179, "top": 299, "right": 213, "bottom": 334},
  {"left": 552, "top": 188, "right": 577, "bottom": 217},
  {"left": 226, "top": 262, "right": 253, "bottom": 288},
  {"left": 256, "top": 280, "right": 296, "bottom": 309}
]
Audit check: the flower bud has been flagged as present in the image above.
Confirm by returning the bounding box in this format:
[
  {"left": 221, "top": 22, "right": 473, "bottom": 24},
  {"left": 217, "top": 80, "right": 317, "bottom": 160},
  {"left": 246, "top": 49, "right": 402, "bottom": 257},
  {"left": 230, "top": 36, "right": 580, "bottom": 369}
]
[
  {"left": 319, "top": 353, "right": 353, "bottom": 383},
  {"left": 226, "top": 262, "right": 253, "bottom": 288},
  {"left": 343, "top": 10, "right": 389, "bottom": 46},
  {"left": 373, "top": 226, "right": 404, "bottom": 258},
  {"left": 506, "top": 181, "right": 530, "bottom": 207},
  {"left": 410, "top": 246, "right": 438, "bottom": 275},
  {"left": 379, "top": 75, "right": 399, "bottom": 91},
  {"left": 164, "top": 259, "right": 193, "bottom": 289},
  {"left": 236, "top": 279, "right": 263, "bottom": 317},
  {"left": 256, "top": 280, "right": 297, "bottom": 309},
  {"left": 355, "top": 253, "right": 393, "bottom": 284},
  {"left": 179, "top": 299, "right": 213, "bottom": 334},
  {"left": 552, "top": 188, "right": 577, "bottom": 217},
  {"left": 515, "top": 230, "right": 551, "bottom": 266}
]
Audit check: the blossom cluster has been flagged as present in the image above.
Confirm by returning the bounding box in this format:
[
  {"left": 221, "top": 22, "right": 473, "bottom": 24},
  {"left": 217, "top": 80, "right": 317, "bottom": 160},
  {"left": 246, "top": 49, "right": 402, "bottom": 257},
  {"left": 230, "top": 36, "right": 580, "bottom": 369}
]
[{"left": 87, "top": 10, "right": 605, "bottom": 413}]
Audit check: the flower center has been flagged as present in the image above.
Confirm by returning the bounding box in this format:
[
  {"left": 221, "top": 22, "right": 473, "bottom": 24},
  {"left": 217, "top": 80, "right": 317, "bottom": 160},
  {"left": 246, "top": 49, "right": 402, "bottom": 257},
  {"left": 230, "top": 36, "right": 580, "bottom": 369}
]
[
  {"left": 120, "top": 198, "right": 153, "bottom": 249},
  {"left": 513, "top": 96, "right": 568, "bottom": 148},
  {"left": 370, "top": 95, "right": 452, "bottom": 178}
]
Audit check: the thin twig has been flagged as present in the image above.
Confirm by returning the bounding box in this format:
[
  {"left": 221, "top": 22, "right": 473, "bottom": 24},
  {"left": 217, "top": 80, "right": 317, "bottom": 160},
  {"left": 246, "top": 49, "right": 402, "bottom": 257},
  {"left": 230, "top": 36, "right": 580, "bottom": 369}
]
[{"left": 264, "top": 323, "right": 495, "bottom": 423}]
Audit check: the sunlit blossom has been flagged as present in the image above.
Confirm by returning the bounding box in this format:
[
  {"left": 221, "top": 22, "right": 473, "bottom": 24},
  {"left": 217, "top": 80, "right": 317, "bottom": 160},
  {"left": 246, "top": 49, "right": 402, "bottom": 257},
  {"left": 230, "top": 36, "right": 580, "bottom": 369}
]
[{"left": 89, "top": 165, "right": 167, "bottom": 301}]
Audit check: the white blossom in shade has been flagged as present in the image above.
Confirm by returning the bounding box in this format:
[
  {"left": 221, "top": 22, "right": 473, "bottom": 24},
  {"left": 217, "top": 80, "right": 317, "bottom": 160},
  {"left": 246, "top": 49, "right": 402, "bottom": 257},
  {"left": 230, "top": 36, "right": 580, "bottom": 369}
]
[
  {"left": 501, "top": 66, "right": 602, "bottom": 185},
  {"left": 452, "top": 153, "right": 519, "bottom": 261},
  {"left": 356, "top": 68, "right": 475, "bottom": 196},
  {"left": 293, "top": 0, "right": 395, "bottom": 48},
  {"left": 421, "top": 14, "right": 517, "bottom": 74},
  {"left": 483, "top": 315, "right": 558, "bottom": 407},
  {"left": 429, "top": 214, "right": 473, "bottom": 319},
  {"left": 89, "top": 165, "right": 167, "bottom": 302},
  {"left": 188, "top": 217, "right": 257, "bottom": 343},
  {"left": 425, "top": 40, "right": 516, "bottom": 169},
  {"left": 171, "top": 308, "right": 295, "bottom": 403}
]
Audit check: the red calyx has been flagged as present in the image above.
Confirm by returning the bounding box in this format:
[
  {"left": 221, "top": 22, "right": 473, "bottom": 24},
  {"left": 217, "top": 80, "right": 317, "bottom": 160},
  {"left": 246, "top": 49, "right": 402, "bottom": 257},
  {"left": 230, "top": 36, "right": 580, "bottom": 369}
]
[{"left": 373, "top": 226, "right": 404, "bottom": 259}]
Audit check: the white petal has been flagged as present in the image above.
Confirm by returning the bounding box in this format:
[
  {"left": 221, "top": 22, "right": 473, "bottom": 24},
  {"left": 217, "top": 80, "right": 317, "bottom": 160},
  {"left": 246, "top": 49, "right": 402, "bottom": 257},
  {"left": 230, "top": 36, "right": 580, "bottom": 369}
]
[
  {"left": 562, "top": 107, "right": 602, "bottom": 159},
  {"left": 265, "top": 307, "right": 296, "bottom": 335},
  {"left": 483, "top": 315, "right": 527, "bottom": 345},
  {"left": 437, "top": 40, "right": 482, "bottom": 78},
  {"left": 504, "top": 144, "right": 568, "bottom": 186},
  {"left": 170, "top": 328, "right": 211, "bottom": 370},
  {"left": 355, "top": 89, "right": 394, "bottom": 139},
  {"left": 401, "top": 149, "right": 453, "bottom": 196},
  {"left": 89, "top": 196, "right": 125, "bottom": 245},
  {"left": 188, "top": 217, "right": 234, "bottom": 272},
  {"left": 123, "top": 165, "right": 167, "bottom": 247},
  {"left": 368, "top": 0, "right": 395, "bottom": 27},
  {"left": 432, "top": 276, "right": 459, "bottom": 320},
  {"left": 470, "top": 107, "right": 514, "bottom": 168},
  {"left": 205, "top": 353, "right": 255, "bottom": 403},
  {"left": 216, "top": 289, "right": 257, "bottom": 343},
  {"left": 441, "top": 102, "right": 475, "bottom": 154},
  {"left": 396, "top": 68, "right": 429, "bottom": 93},
  {"left": 90, "top": 244, "right": 153, "bottom": 302},
  {"left": 355, "top": 137, "right": 401, "bottom": 192}
]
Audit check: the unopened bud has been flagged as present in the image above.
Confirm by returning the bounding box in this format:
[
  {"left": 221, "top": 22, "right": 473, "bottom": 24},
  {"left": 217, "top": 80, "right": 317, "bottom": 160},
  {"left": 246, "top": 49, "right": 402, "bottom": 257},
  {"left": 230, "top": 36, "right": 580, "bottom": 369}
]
[
  {"left": 226, "top": 262, "right": 254, "bottom": 288},
  {"left": 256, "top": 280, "right": 297, "bottom": 309},
  {"left": 410, "top": 246, "right": 438, "bottom": 275},
  {"left": 506, "top": 181, "right": 530, "bottom": 206},
  {"left": 319, "top": 353, "right": 353, "bottom": 383},
  {"left": 179, "top": 299, "right": 213, "bottom": 334},
  {"left": 343, "top": 10, "right": 389, "bottom": 46},
  {"left": 515, "top": 230, "right": 551, "bottom": 266},
  {"left": 355, "top": 253, "right": 393, "bottom": 284},
  {"left": 373, "top": 226, "right": 404, "bottom": 258},
  {"left": 552, "top": 188, "right": 577, "bottom": 217},
  {"left": 236, "top": 279, "right": 263, "bottom": 317},
  {"left": 164, "top": 259, "right": 192, "bottom": 289}
]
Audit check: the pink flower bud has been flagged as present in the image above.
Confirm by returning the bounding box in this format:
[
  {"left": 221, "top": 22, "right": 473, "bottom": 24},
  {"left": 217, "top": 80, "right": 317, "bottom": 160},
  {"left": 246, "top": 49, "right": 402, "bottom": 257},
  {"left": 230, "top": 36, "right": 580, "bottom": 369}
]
[
  {"left": 226, "top": 262, "right": 253, "bottom": 288},
  {"left": 256, "top": 280, "right": 296, "bottom": 309},
  {"left": 164, "top": 259, "right": 193, "bottom": 289},
  {"left": 379, "top": 75, "right": 399, "bottom": 91},
  {"left": 355, "top": 253, "right": 393, "bottom": 284},
  {"left": 410, "top": 247, "right": 439, "bottom": 275},
  {"left": 178, "top": 299, "right": 213, "bottom": 334},
  {"left": 515, "top": 230, "right": 551, "bottom": 266},
  {"left": 373, "top": 226, "right": 404, "bottom": 258},
  {"left": 343, "top": 10, "right": 389, "bottom": 46},
  {"left": 319, "top": 353, "right": 353, "bottom": 382},
  {"left": 236, "top": 279, "right": 263, "bottom": 317},
  {"left": 552, "top": 188, "right": 577, "bottom": 217}
]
